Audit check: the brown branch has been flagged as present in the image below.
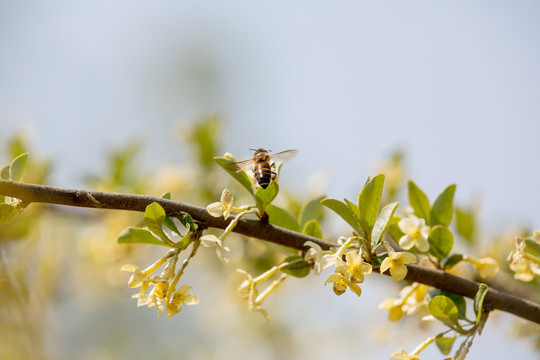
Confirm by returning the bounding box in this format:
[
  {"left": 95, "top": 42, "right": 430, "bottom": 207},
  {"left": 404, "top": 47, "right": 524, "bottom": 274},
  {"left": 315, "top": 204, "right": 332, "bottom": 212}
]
[{"left": 1, "top": 179, "right": 539, "bottom": 324}]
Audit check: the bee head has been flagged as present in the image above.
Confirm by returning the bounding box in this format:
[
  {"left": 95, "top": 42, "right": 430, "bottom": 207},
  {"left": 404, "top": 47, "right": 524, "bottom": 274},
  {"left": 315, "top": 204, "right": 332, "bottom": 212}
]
[{"left": 250, "top": 148, "right": 271, "bottom": 162}]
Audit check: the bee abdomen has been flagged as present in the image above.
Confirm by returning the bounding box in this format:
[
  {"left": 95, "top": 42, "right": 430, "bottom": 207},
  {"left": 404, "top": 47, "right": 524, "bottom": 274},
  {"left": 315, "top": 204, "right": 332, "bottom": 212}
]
[{"left": 253, "top": 163, "right": 273, "bottom": 189}]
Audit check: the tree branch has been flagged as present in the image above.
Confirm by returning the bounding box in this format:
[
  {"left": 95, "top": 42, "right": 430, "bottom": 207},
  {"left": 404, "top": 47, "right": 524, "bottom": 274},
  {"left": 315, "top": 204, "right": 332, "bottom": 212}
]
[{"left": 1, "top": 179, "right": 539, "bottom": 324}]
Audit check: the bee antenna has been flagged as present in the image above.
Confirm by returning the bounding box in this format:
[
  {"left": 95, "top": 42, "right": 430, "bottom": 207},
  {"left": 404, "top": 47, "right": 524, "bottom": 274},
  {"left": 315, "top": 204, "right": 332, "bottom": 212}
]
[{"left": 249, "top": 148, "right": 258, "bottom": 152}]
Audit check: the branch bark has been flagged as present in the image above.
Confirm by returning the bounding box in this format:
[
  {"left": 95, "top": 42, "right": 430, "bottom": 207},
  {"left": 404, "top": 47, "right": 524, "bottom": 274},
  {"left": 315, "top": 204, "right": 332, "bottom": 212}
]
[{"left": 1, "top": 179, "right": 539, "bottom": 324}]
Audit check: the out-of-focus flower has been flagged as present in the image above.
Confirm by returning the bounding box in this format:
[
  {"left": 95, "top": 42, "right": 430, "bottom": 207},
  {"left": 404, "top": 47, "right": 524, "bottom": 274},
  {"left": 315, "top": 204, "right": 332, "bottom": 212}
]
[
  {"left": 398, "top": 215, "right": 430, "bottom": 252},
  {"left": 390, "top": 349, "right": 420, "bottom": 360},
  {"left": 507, "top": 234, "right": 540, "bottom": 282},
  {"left": 463, "top": 256, "right": 499, "bottom": 278}
]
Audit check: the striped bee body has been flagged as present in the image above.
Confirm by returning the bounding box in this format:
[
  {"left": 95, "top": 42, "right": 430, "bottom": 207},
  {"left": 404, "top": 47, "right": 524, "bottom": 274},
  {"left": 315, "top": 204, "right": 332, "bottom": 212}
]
[
  {"left": 253, "top": 162, "right": 275, "bottom": 189},
  {"left": 226, "top": 148, "right": 298, "bottom": 189}
]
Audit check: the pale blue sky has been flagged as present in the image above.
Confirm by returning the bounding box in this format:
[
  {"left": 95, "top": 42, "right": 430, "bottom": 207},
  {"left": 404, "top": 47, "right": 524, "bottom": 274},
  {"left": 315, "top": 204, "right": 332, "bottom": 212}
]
[{"left": 1, "top": 1, "right": 539, "bottom": 359}]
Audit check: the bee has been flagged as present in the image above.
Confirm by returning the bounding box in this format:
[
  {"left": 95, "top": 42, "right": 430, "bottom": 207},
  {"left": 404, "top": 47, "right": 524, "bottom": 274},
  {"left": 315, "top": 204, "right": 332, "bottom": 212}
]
[{"left": 226, "top": 148, "right": 298, "bottom": 189}]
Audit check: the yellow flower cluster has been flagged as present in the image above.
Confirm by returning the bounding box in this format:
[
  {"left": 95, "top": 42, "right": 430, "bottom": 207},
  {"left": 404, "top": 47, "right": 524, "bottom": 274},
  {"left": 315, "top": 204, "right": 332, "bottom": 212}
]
[{"left": 121, "top": 250, "right": 199, "bottom": 317}]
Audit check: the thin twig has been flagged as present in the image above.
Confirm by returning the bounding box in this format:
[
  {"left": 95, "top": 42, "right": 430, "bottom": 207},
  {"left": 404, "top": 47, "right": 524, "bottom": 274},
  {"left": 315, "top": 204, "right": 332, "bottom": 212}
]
[{"left": 1, "top": 179, "right": 539, "bottom": 324}]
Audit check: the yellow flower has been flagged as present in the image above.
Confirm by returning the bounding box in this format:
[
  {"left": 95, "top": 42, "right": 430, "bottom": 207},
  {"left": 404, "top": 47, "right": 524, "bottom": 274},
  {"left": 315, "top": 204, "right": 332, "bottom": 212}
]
[
  {"left": 464, "top": 256, "right": 499, "bottom": 278},
  {"left": 166, "top": 285, "right": 199, "bottom": 317},
  {"left": 134, "top": 281, "right": 169, "bottom": 317},
  {"left": 398, "top": 215, "right": 430, "bottom": 252},
  {"left": 379, "top": 242, "right": 417, "bottom": 281},
  {"left": 325, "top": 273, "right": 362, "bottom": 296},
  {"left": 207, "top": 189, "right": 234, "bottom": 219},
  {"left": 335, "top": 251, "right": 372, "bottom": 283}
]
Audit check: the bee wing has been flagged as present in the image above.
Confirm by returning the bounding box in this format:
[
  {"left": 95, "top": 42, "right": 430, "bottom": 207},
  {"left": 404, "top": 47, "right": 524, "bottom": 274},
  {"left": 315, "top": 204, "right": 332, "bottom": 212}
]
[
  {"left": 224, "top": 158, "right": 255, "bottom": 173},
  {"left": 270, "top": 149, "right": 299, "bottom": 162}
]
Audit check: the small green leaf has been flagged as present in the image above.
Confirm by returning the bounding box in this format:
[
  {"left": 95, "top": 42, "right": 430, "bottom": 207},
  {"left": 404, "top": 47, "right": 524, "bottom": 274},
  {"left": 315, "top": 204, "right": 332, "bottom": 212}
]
[
  {"left": 255, "top": 181, "right": 279, "bottom": 212},
  {"left": 358, "top": 174, "right": 385, "bottom": 236},
  {"left": 302, "top": 219, "right": 322, "bottom": 238},
  {"left": 371, "top": 201, "right": 399, "bottom": 248},
  {"left": 9, "top": 153, "right": 28, "bottom": 182},
  {"left": 321, "top": 198, "right": 362, "bottom": 236},
  {"left": 214, "top": 156, "right": 254, "bottom": 196},
  {"left": 474, "top": 283, "right": 489, "bottom": 322},
  {"left": 372, "top": 252, "right": 389, "bottom": 268},
  {"left": 524, "top": 239, "right": 540, "bottom": 258},
  {"left": 1, "top": 165, "right": 11, "bottom": 180},
  {"left": 344, "top": 198, "right": 361, "bottom": 223},
  {"left": 266, "top": 204, "right": 301, "bottom": 232},
  {"left": 161, "top": 192, "right": 171, "bottom": 200},
  {"left": 455, "top": 207, "right": 475, "bottom": 243},
  {"left": 428, "top": 225, "right": 454, "bottom": 260},
  {"left": 429, "top": 289, "right": 467, "bottom": 320},
  {"left": 430, "top": 184, "right": 456, "bottom": 227},
  {"left": 280, "top": 255, "right": 310, "bottom": 278},
  {"left": 298, "top": 195, "right": 325, "bottom": 227},
  {"left": 442, "top": 253, "right": 464, "bottom": 270},
  {"left": 435, "top": 336, "right": 456, "bottom": 355},
  {"left": 117, "top": 227, "right": 169, "bottom": 246},
  {"left": 176, "top": 212, "right": 196, "bottom": 233},
  {"left": 407, "top": 181, "right": 431, "bottom": 223},
  {"left": 144, "top": 202, "right": 172, "bottom": 244},
  {"left": 163, "top": 216, "right": 181, "bottom": 235},
  {"left": 427, "top": 295, "right": 460, "bottom": 328}
]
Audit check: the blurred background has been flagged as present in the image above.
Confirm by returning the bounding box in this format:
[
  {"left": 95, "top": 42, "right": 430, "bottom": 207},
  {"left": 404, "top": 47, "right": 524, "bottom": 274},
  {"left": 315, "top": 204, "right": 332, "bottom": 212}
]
[{"left": 1, "top": 1, "right": 539, "bottom": 359}]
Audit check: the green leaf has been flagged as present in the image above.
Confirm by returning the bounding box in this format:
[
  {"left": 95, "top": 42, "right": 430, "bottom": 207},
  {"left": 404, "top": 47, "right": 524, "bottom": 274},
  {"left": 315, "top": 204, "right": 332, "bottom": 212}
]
[
  {"left": 428, "top": 226, "right": 454, "bottom": 260},
  {"left": 160, "top": 192, "right": 171, "bottom": 200},
  {"left": 430, "top": 184, "right": 456, "bottom": 227},
  {"left": 372, "top": 252, "right": 389, "bottom": 268},
  {"left": 455, "top": 207, "right": 475, "bottom": 243},
  {"left": 9, "top": 153, "right": 28, "bottom": 182},
  {"left": 435, "top": 337, "right": 456, "bottom": 355},
  {"left": 387, "top": 215, "right": 405, "bottom": 242},
  {"left": 407, "top": 181, "right": 431, "bottom": 223},
  {"left": 442, "top": 253, "right": 464, "bottom": 270},
  {"left": 321, "top": 198, "right": 362, "bottom": 236},
  {"left": 266, "top": 204, "right": 301, "bottom": 232},
  {"left": 427, "top": 295, "right": 460, "bottom": 328},
  {"left": 302, "top": 219, "right": 322, "bottom": 238},
  {"left": 255, "top": 181, "right": 279, "bottom": 212},
  {"left": 524, "top": 239, "right": 540, "bottom": 258},
  {"left": 280, "top": 255, "right": 310, "bottom": 278},
  {"left": 117, "top": 227, "right": 169, "bottom": 246},
  {"left": 163, "top": 216, "right": 181, "bottom": 235},
  {"left": 358, "top": 174, "right": 385, "bottom": 236},
  {"left": 144, "top": 202, "right": 172, "bottom": 244},
  {"left": 298, "top": 195, "right": 325, "bottom": 227},
  {"left": 474, "top": 283, "right": 489, "bottom": 322},
  {"left": 176, "top": 212, "right": 196, "bottom": 234},
  {"left": 429, "top": 290, "right": 467, "bottom": 320},
  {"left": 214, "top": 156, "right": 254, "bottom": 196},
  {"left": 371, "top": 201, "right": 399, "bottom": 248},
  {"left": 0, "top": 165, "right": 10, "bottom": 180}
]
